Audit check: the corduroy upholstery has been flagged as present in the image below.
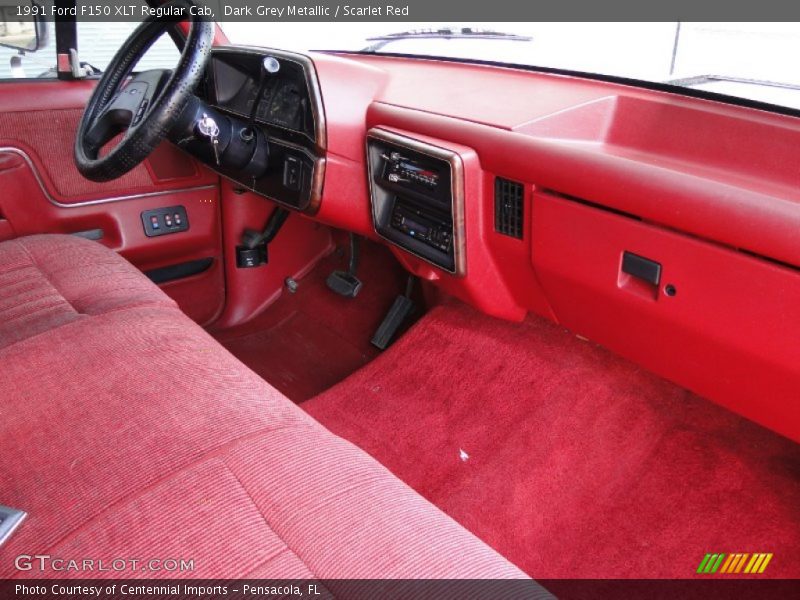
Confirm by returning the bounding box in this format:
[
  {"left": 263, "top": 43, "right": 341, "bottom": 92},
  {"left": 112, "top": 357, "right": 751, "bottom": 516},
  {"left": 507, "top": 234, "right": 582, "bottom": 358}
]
[
  {"left": 0, "top": 235, "right": 173, "bottom": 350},
  {"left": 0, "top": 235, "right": 529, "bottom": 581}
]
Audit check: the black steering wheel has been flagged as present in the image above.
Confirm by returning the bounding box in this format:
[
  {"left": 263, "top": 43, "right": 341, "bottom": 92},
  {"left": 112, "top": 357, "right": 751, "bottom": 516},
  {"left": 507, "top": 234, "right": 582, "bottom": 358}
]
[{"left": 74, "top": 0, "right": 213, "bottom": 182}]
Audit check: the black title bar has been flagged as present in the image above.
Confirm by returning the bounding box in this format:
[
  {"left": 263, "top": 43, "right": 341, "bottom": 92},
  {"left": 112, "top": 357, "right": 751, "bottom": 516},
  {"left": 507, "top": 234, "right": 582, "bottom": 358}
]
[{"left": 7, "top": 0, "right": 800, "bottom": 22}]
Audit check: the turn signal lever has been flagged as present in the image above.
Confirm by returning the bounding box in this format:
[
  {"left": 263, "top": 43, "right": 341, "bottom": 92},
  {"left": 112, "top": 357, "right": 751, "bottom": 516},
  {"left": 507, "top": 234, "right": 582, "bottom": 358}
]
[{"left": 168, "top": 95, "right": 270, "bottom": 180}]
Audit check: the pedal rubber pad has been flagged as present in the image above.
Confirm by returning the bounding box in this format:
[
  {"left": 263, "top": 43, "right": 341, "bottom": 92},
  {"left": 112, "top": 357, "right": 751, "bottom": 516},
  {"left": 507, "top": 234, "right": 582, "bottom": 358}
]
[
  {"left": 371, "top": 295, "right": 415, "bottom": 350},
  {"left": 326, "top": 271, "right": 363, "bottom": 298}
]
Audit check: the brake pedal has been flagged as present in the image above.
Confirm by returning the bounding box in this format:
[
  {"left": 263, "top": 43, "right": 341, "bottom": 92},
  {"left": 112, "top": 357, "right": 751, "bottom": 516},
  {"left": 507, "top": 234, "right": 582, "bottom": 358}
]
[
  {"left": 371, "top": 276, "right": 417, "bottom": 350},
  {"left": 326, "top": 271, "right": 363, "bottom": 298},
  {"left": 327, "top": 233, "right": 363, "bottom": 298}
]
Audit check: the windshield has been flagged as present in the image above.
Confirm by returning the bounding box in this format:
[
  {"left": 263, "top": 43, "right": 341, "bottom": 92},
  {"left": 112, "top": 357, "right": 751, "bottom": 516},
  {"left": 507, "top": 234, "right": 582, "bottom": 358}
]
[{"left": 220, "top": 22, "right": 800, "bottom": 111}]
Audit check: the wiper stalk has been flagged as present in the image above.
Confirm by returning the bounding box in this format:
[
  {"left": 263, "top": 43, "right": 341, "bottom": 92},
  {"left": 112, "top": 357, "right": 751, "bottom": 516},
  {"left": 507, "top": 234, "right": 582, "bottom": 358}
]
[
  {"left": 667, "top": 74, "right": 800, "bottom": 92},
  {"left": 364, "top": 27, "right": 532, "bottom": 52}
]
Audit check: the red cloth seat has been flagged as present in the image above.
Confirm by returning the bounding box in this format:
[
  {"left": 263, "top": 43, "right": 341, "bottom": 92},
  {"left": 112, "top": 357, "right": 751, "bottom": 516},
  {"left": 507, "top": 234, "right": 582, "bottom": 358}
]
[
  {"left": 0, "top": 235, "right": 531, "bottom": 581},
  {"left": 0, "top": 235, "right": 172, "bottom": 350}
]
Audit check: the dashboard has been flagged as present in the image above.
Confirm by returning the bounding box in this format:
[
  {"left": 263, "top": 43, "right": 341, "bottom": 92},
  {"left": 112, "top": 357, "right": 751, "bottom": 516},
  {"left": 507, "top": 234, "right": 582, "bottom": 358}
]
[
  {"left": 207, "top": 51, "right": 317, "bottom": 143},
  {"left": 187, "top": 47, "right": 326, "bottom": 213},
  {"left": 292, "top": 50, "right": 800, "bottom": 445},
  {"left": 159, "top": 42, "right": 800, "bottom": 442}
]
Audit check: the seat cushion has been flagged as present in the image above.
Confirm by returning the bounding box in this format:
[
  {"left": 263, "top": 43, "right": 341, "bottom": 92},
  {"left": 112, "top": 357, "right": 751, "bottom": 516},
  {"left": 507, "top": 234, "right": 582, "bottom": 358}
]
[
  {"left": 0, "top": 235, "right": 536, "bottom": 583},
  {"left": 0, "top": 235, "right": 173, "bottom": 350}
]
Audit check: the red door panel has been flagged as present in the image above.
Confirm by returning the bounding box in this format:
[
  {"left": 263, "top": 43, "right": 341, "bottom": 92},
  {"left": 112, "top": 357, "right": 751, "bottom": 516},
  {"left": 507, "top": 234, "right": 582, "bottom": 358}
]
[{"left": 0, "top": 80, "right": 224, "bottom": 325}]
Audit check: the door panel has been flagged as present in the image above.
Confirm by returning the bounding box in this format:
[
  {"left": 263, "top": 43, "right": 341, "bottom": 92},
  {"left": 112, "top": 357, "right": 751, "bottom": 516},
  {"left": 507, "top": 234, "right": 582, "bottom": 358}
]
[
  {"left": 0, "top": 80, "right": 225, "bottom": 325},
  {"left": 0, "top": 102, "right": 217, "bottom": 201}
]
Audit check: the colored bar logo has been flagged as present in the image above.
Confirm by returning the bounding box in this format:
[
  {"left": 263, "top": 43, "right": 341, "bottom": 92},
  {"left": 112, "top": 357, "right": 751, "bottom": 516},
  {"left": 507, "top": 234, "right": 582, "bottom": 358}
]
[{"left": 697, "top": 553, "right": 773, "bottom": 574}]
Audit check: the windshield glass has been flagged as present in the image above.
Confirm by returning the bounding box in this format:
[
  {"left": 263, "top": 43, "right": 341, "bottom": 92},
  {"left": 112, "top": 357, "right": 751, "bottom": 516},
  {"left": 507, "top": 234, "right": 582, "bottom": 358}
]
[{"left": 220, "top": 22, "right": 800, "bottom": 110}]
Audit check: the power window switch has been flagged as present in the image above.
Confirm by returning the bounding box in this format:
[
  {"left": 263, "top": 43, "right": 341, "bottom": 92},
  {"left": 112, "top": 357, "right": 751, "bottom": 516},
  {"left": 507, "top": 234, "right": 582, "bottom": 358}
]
[{"left": 141, "top": 205, "right": 189, "bottom": 237}]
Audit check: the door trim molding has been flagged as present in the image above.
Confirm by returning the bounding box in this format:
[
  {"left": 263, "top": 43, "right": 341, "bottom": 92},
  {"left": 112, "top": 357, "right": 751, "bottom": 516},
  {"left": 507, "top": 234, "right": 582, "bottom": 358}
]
[{"left": 0, "top": 146, "right": 216, "bottom": 208}]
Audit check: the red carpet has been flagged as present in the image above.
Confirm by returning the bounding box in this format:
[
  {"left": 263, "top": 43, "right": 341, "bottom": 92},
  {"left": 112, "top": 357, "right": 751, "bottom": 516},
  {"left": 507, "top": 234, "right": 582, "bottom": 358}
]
[
  {"left": 212, "top": 239, "right": 414, "bottom": 402},
  {"left": 303, "top": 300, "right": 800, "bottom": 578}
]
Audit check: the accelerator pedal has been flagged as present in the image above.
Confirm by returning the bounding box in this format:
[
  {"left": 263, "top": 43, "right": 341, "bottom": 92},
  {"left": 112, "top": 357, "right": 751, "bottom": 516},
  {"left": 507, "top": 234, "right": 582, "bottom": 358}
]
[
  {"left": 327, "top": 233, "right": 363, "bottom": 298},
  {"left": 371, "top": 276, "right": 417, "bottom": 350}
]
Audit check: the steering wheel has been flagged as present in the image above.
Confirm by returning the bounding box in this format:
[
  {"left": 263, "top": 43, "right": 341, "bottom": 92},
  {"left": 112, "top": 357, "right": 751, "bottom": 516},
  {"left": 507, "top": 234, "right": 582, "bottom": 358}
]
[{"left": 74, "top": 1, "right": 213, "bottom": 182}]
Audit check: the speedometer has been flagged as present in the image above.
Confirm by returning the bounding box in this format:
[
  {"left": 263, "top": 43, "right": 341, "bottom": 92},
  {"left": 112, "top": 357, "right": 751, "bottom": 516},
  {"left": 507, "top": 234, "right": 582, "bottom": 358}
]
[{"left": 268, "top": 84, "right": 303, "bottom": 130}]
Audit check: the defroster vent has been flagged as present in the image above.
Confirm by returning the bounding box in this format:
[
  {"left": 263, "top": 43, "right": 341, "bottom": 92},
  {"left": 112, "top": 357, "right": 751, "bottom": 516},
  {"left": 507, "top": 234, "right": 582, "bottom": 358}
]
[{"left": 494, "top": 177, "right": 524, "bottom": 239}]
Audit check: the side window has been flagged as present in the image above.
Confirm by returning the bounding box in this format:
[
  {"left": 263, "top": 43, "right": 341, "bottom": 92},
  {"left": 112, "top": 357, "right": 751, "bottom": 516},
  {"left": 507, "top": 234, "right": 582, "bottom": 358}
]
[
  {"left": 76, "top": 22, "right": 181, "bottom": 73},
  {"left": 0, "top": 18, "right": 55, "bottom": 79},
  {"left": 0, "top": 20, "right": 180, "bottom": 80}
]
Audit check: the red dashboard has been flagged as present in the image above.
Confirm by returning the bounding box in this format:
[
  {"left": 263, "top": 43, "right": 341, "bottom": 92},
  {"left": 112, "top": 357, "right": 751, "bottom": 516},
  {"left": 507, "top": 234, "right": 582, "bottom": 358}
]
[{"left": 305, "top": 51, "right": 800, "bottom": 443}]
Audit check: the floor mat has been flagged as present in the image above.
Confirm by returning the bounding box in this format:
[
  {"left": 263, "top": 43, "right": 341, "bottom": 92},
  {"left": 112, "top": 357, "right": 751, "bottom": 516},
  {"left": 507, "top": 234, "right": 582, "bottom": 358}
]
[
  {"left": 212, "top": 240, "right": 411, "bottom": 402},
  {"left": 303, "top": 300, "right": 800, "bottom": 578}
]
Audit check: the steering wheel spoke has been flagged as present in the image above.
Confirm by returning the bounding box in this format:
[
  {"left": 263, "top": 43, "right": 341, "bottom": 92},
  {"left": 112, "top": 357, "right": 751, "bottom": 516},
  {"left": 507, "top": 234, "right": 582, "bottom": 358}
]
[
  {"left": 124, "top": 69, "right": 171, "bottom": 131},
  {"left": 84, "top": 72, "right": 167, "bottom": 152},
  {"left": 84, "top": 112, "right": 122, "bottom": 155}
]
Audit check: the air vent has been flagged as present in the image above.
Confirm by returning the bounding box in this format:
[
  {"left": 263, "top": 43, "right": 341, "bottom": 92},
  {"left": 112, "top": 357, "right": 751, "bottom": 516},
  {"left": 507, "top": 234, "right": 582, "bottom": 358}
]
[{"left": 494, "top": 177, "right": 524, "bottom": 239}]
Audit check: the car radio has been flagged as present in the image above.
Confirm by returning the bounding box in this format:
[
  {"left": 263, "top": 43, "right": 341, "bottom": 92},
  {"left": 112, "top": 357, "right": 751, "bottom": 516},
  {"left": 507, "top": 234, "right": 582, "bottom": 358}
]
[
  {"left": 390, "top": 198, "right": 452, "bottom": 253},
  {"left": 382, "top": 152, "right": 441, "bottom": 190},
  {"left": 379, "top": 149, "right": 451, "bottom": 208},
  {"left": 367, "top": 129, "right": 465, "bottom": 275}
]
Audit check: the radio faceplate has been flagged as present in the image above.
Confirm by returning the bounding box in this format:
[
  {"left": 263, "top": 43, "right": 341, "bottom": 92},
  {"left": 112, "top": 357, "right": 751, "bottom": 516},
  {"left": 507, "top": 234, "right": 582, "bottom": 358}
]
[
  {"left": 367, "top": 129, "right": 465, "bottom": 275},
  {"left": 380, "top": 150, "right": 450, "bottom": 203},
  {"left": 391, "top": 197, "right": 453, "bottom": 254}
]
